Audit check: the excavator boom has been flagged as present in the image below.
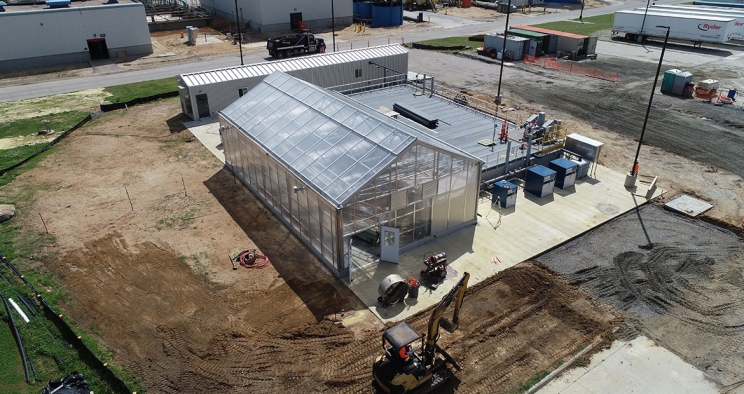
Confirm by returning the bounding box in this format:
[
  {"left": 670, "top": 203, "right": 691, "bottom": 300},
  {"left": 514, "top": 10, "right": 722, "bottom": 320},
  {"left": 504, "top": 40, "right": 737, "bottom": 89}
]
[{"left": 423, "top": 272, "right": 470, "bottom": 367}]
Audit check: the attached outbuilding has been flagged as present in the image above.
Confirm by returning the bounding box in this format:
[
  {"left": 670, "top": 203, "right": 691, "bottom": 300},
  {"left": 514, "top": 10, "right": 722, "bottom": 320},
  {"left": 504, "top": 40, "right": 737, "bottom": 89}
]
[
  {"left": 178, "top": 44, "right": 409, "bottom": 121},
  {"left": 200, "top": 0, "right": 352, "bottom": 33},
  {"left": 219, "top": 71, "right": 482, "bottom": 276},
  {"left": 0, "top": 1, "right": 152, "bottom": 72}
]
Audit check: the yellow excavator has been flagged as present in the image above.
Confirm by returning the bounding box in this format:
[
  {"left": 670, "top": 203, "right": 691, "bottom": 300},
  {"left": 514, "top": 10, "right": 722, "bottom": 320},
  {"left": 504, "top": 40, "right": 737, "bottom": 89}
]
[{"left": 372, "top": 272, "right": 470, "bottom": 394}]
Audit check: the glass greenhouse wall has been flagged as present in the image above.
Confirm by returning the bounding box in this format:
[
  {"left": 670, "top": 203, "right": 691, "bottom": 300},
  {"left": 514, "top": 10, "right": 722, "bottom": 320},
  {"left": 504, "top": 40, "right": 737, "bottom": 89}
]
[
  {"left": 219, "top": 71, "right": 482, "bottom": 276},
  {"left": 341, "top": 142, "right": 481, "bottom": 247}
]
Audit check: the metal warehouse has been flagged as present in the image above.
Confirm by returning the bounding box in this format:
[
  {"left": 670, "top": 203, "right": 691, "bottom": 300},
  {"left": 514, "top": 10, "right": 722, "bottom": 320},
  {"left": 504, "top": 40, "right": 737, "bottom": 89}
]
[
  {"left": 199, "top": 0, "right": 352, "bottom": 33},
  {"left": 0, "top": 1, "right": 152, "bottom": 72},
  {"left": 178, "top": 44, "right": 409, "bottom": 120},
  {"left": 219, "top": 71, "right": 482, "bottom": 276}
]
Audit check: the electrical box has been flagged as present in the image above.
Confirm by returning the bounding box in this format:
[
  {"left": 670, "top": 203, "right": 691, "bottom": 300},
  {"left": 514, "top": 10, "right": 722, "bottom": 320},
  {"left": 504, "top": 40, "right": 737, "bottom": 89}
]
[
  {"left": 492, "top": 180, "right": 517, "bottom": 208},
  {"left": 525, "top": 165, "right": 556, "bottom": 198},
  {"left": 549, "top": 158, "right": 579, "bottom": 189}
]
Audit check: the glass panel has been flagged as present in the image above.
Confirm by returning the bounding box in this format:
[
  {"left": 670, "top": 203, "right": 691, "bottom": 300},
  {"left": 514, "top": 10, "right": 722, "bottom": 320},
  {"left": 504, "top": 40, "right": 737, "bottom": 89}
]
[
  {"left": 346, "top": 112, "right": 368, "bottom": 128},
  {"left": 437, "top": 152, "right": 452, "bottom": 177},
  {"left": 451, "top": 169, "right": 468, "bottom": 190}
]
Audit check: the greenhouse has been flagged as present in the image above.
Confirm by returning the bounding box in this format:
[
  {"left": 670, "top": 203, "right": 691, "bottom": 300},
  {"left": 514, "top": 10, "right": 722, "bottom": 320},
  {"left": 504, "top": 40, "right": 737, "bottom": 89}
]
[{"left": 219, "top": 71, "right": 482, "bottom": 276}]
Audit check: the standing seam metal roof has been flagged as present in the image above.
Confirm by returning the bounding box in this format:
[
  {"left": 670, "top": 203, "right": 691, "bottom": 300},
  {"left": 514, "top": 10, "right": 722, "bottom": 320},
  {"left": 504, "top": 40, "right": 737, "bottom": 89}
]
[{"left": 181, "top": 44, "right": 408, "bottom": 88}]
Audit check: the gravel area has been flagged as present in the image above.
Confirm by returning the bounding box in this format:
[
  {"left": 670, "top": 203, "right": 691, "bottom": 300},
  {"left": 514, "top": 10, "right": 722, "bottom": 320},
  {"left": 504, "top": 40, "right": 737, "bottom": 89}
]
[{"left": 537, "top": 204, "right": 744, "bottom": 390}]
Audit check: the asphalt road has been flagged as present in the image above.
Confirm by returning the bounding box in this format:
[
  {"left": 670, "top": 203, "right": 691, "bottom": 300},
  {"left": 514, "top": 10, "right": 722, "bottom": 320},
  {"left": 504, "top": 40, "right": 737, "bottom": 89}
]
[{"left": 0, "top": 0, "right": 698, "bottom": 102}]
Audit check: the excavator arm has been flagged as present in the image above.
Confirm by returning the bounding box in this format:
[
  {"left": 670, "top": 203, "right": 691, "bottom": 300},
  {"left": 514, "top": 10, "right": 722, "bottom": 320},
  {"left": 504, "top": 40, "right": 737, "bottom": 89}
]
[{"left": 422, "top": 272, "right": 470, "bottom": 367}]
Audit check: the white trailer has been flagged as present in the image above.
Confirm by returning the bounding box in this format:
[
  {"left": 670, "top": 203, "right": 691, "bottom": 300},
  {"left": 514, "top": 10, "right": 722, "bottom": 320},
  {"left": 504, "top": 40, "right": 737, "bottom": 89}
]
[
  {"left": 650, "top": 4, "right": 744, "bottom": 14},
  {"left": 613, "top": 10, "right": 736, "bottom": 45},
  {"left": 638, "top": 7, "right": 744, "bottom": 39}
]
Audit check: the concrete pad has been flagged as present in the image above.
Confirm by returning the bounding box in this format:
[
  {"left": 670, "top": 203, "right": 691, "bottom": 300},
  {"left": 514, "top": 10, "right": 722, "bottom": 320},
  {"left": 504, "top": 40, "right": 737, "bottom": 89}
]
[
  {"left": 538, "top": 336, "right": 720, "bottom": 394},
  {"left": 664, "top": 194, "right": 713, "bottom": 217},
  {"left": 185, "top": 119, "right": 224, "bottom": 163},
  {"left": 347, "top": 166, "right": 664, "bottom": 324},
  {"left": 186, "top": 119, "right": 666, "bottom": 325}
]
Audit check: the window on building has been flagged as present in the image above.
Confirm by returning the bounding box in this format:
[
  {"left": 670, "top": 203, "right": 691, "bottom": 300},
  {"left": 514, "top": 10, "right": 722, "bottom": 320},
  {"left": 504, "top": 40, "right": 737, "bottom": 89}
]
[
  {"left": 238, "top": 87, "right": 248, "bottom": 97},
  {"left": 355, "top": 69, "right": 362, "bottom": 78}
]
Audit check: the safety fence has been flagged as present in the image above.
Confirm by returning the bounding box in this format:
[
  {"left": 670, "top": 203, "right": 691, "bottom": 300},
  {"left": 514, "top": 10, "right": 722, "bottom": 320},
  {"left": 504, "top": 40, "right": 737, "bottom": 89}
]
[
  {"left": 0, "top": 91, "right": 181, "bottom": 177},
  {"left": 0, "top": 253, "right": 134, "bottom": 394},
  {"left": 523, "top": 55, "right": 619, "bottom": 83},
  {"left": 100, "top": 90, "right": 180, "bottom": 112},
  {"left": 0, "top": 115, "right": 92, "bottom": 177}
]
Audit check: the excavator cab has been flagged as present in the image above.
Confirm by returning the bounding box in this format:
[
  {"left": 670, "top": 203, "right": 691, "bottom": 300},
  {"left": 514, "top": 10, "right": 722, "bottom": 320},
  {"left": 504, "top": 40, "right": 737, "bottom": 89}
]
[
  {"left": 373, "top": 323, "right": 432, "bottom": 394},
  {"left": 373, "top": 273, "right": 470, "bottom": 394}
]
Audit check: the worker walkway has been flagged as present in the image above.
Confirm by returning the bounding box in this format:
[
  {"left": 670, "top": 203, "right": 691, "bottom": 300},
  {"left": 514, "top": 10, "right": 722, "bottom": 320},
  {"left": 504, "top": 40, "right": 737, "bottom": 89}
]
[{"left": 185, "top": 119, "right": 664, "bottom": 324}]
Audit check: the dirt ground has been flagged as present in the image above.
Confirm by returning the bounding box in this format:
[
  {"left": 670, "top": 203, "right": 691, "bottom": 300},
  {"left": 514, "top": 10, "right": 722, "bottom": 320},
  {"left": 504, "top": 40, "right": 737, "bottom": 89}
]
[
  {"left": 3, "top": 6, "right": 744, "bottom": 392},
  {"left": 538, "top": 204, "right": 744, "bottom": 391},
  {"left": 3, "top": 99, "right": 617, "bottom": 393}
]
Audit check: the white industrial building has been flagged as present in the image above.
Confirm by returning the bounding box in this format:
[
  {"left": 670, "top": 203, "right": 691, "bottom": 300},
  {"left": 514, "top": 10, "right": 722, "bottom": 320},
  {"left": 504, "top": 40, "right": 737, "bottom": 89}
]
[
  {"left": 0, "top": 1, "right": 152, "bottom": 72},
  {"left": 200, "top": 0, "right": 352, "bottom": 33},
  {"left": 219, "top": 71, "right": 482, "bottom": 275},
  {"left": 178, "top": 44, "right": 409, "bottom": 120}
]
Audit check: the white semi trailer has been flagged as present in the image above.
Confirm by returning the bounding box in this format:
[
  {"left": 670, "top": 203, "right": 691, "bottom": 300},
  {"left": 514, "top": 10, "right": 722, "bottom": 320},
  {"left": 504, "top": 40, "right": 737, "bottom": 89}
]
[
  {"left": 612, "top": 10, "right": 736, "bottom": 45},
  {"left": 635, "top": 5, "right": 744, "bottom": 40}
]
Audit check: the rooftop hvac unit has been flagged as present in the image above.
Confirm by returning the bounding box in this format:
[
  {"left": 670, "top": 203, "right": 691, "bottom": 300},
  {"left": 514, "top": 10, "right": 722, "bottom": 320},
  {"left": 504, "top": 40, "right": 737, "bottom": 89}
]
[
  {"left": 46, "top": 0, "right": 71, "bottom": 8},
  {"left": 549, "top": 158, "right": 578, "bottom": 189},
  {"left": 492, "top": 180, "right": 518, "bottom": 208},
  {"left": 525, "top": 165, "right": 556, "bottom": 198}
]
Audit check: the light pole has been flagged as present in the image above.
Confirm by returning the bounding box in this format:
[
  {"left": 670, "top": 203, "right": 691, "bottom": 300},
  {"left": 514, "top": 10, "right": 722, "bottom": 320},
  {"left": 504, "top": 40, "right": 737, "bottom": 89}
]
[
  {"left": 331, "top": 0, "right": 336, "bottom": 52},
  {"left": 234, "top": 0, "right": 243, "bottom": 65},
  {"left": 638, "top": 0, "right": 651, "bottom": 43},
  {"left": 495, "top": 0, "right": 512, "bottom": 107},
  {"left": 625, "top": 25, "right": 670, "bottom": 188}
]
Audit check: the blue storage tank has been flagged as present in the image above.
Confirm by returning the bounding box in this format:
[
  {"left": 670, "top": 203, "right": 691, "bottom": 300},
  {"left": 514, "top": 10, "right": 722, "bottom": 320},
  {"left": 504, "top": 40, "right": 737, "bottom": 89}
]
[
  {"left": 354, "top": 2, "right": 373, "bottom": 21},
  {"left": 525, "top": 165, "right": 556, "bottom": 198},
  {"left": 549, "top": 158, "right": 579, "bottom": 189},
  {"left": 371, "top": 4, "right": 403, "bottom": 27},
  {"left": 492, "top": 180, "right": 518, "bottom": 208}
]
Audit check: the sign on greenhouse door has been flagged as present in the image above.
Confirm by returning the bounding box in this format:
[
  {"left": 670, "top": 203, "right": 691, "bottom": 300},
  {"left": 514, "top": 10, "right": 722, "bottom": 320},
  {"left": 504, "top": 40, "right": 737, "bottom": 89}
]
[{"left": 380, "top": 226, "right": 399, "bottom": 264}]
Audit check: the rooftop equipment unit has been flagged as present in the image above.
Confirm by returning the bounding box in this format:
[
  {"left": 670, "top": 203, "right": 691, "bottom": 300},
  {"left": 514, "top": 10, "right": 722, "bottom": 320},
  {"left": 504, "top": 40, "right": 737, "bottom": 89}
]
[
  {"left": 492, "top": 180, "right": 518, "bottom": 208},
  {"left": 525, "top": 165, "right": 556, "bottom": 198},
  {"left": 549, "top": 158, "right": 579, "bottom": 189},
  {"left": 46, "top": 0, "right": 71, "bottom": 8}
]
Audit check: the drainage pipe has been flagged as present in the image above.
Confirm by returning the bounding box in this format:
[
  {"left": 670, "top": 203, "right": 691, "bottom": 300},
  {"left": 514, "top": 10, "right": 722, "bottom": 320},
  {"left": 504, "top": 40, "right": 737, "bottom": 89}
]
[{"left": 2, "top": 293, "right": 30, "bottom": 382}]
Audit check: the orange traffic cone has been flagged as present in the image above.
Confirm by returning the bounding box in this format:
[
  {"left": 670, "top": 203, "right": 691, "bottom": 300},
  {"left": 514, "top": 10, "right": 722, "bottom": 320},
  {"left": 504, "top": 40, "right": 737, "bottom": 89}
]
[{"left": 499, "top": 122, "right": 508, "bottom": 143}]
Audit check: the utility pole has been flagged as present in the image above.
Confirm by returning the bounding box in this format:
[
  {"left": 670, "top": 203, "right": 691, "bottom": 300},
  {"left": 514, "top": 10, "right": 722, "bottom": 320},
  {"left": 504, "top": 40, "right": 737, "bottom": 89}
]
[
  {"left": 331, "top": 0, "right": 336, "bottom": 52},
  {"left": 234, "top": 0, "right": 243, "bottom": 65},
  {"left": 626, "top": 26, "right": 670, "bottom": 187},
  {"left": 496, "top": 0, "right": 512, "bottom": 107}
]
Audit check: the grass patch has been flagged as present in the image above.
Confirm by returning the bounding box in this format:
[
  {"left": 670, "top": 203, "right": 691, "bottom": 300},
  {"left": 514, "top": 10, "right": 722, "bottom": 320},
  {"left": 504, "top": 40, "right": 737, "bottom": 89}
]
[
  {"left": 511, "top": 370, "right": 550, "bottom": 393},
  {"left": 534, "top": 14, "right": 615, "bottom": 36},
  {"left": 406, "top": 36, "right": 476, "bottom": 53},
  {"left": 0, "top": 111, "right": 89, "bottom": 140},
  {"left": 103, "top": 77, "right": 178, "bottom": 103}
]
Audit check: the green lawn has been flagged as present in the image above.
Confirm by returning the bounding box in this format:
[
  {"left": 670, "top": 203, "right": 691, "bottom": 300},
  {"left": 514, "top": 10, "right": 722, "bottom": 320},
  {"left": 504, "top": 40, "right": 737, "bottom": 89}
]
[
  {"left": 407, "top": 36, "right": 476, "bottom": 53},
  {"left": 0, "top": 112, "right": 89, "bottom": 140},
  {"left": 534, "top": 14, "right": 615, "bottom": 36},
  {"left": 103, "top": 76, "right": 178, "bottom": 103}
]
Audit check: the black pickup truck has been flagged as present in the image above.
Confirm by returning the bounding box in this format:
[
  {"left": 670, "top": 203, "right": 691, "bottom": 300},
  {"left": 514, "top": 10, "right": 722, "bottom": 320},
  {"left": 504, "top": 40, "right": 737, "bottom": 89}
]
[{"left": 266, "top": 31, "right": 326, "bottom": 59}]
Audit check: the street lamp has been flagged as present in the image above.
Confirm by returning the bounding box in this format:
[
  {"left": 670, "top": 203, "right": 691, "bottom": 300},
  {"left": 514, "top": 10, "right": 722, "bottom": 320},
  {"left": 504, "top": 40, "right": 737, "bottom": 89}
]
[
  {"left": 625, "top": 25, "right": 670, "bottom": 188},
  {"left": 638, "top": 0, "right": 651, "bottom": 43},
  {"left": 234, "top": 0, "right": 243, "bottom": 65},
  {"left": 331, "top": 0, "right": 336, "bottom": 52},
  {"left": 495, "top": 0, "right": 512, "bottom": 107}
]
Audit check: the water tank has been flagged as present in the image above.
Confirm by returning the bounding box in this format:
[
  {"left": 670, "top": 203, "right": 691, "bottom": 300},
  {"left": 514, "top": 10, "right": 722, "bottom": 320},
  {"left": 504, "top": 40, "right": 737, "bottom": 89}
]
[
  {"left": 549, "top": 158, "right": 579, "bottom": 189},
  {"left": 525, "top": 165, "right": 556, "bottom": 198},
  {"left": 492, "top": 180, "right": 518, "bottom": 208}
]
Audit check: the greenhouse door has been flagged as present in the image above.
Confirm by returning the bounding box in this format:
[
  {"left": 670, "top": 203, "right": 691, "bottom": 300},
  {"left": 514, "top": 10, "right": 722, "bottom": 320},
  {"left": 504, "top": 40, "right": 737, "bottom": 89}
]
[{"left": 380, "top": 226, "right": 399, "bottom": 263}]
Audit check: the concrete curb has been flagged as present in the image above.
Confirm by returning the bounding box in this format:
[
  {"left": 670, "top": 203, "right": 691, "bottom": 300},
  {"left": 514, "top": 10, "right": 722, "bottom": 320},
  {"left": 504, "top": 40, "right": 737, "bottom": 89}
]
[{"left": 525, "top": 337, "right": 603, "bottom": 394}]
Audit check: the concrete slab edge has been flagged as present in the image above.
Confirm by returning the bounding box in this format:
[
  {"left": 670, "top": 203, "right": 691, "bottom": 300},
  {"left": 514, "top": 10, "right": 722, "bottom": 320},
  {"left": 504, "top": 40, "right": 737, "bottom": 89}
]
[{"left": 526, "top": 337, "right": 603, "bottom": 394}]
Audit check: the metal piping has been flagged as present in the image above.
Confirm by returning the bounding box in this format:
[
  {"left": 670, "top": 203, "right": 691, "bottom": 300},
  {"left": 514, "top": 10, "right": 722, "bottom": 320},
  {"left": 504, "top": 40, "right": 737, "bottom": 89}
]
[{"left": 2, "top": 293, "right": 30, "bottom": 382}]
